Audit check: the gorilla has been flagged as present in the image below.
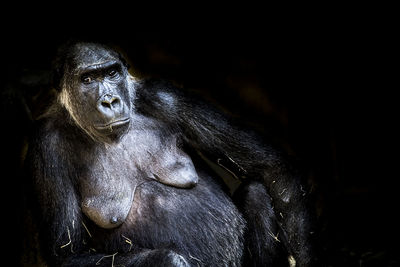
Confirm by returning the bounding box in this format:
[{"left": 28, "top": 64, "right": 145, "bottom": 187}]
[{"left": 24, "top": 42, "right": 318, "bottom": 266}]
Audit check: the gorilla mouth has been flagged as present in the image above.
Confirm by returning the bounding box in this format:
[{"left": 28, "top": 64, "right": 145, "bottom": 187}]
[{"left": 94, "top": 118, "right": 131, "bottom": 131}]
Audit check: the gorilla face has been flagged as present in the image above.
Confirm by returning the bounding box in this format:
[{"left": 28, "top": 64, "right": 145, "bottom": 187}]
[{"left": 58, "top": 43, "right": 134, "bottom": 143}]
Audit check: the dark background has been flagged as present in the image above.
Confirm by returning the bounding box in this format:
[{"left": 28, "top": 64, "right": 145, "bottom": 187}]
[{"left": 1, "top": 16, "right": 397, "bottom": 266}]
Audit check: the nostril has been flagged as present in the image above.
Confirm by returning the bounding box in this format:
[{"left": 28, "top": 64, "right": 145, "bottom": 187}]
[
  {"left": 101, "top": 101, "right": 112, "bottom": 108},
  {"left": 110, "top": 97, "right": 120, "bottom": 108}
]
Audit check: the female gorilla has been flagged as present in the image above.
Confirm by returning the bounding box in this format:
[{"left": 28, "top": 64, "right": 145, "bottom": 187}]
[{"left": 25, "top": 42, "right": 317, "bottom": 266}]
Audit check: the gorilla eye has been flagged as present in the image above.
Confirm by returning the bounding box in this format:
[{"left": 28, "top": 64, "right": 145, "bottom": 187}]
[
  {"left": 81, "top": 76, "right": 94, "bottom": 84},
  {"left": 108, "top": 69, "right": 118, "bottom": 78}
]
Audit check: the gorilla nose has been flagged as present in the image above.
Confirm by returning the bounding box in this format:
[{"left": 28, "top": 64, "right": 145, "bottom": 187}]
[
  {"left": 99, "top": 94, "right": 121, "bottom": 109},
  {"left": 97, "top": 94, "right": 123, "bottom": 117}
]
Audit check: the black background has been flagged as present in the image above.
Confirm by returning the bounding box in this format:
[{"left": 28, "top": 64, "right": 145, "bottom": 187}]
[{"left": 1, "top": 12, "right": 397, "bottom": 266}]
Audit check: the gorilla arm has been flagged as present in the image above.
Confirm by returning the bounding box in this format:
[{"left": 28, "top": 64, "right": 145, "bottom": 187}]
[
  {"left": 136, "top": 79, "right": 319, "bottom": 267},
  {"left": 182, "top": 103, "right": 318, "bottom": 266}
]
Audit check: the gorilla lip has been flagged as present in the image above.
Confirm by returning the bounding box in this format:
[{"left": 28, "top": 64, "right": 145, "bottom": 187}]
[{"left": 94, "top": 118, "right": 130, "bottom": 130}]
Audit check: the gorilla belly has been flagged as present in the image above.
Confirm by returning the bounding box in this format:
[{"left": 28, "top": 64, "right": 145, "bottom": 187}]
[{"left": 88, "top": 172, "right": 246, "bottom": 266}]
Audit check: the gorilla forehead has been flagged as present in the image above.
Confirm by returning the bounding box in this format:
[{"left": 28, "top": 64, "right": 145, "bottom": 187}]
[{"left": 66, "top": 42, "right": 121, "bottom": 71}]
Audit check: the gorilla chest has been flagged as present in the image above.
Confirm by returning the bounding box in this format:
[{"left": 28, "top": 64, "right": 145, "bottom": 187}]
[
  {"left": 79, "top": 129, "right": 184, "bottom": 185},
  {"left": 80, "top": 127, "right": 198, "bottom": 191},
  {"left": 77, "top": 129, "right": 197, "bottom": 228}
]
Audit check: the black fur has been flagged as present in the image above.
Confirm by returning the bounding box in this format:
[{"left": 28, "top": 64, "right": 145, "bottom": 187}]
[{"left": 25, "top": 42, "right": 318, "bottom": 266}]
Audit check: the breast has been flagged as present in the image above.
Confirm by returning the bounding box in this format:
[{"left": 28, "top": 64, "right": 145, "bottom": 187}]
[{"left": 77, "top": 134, "right": 149, "bottom": 229}]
